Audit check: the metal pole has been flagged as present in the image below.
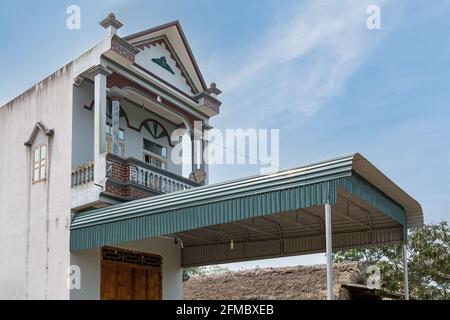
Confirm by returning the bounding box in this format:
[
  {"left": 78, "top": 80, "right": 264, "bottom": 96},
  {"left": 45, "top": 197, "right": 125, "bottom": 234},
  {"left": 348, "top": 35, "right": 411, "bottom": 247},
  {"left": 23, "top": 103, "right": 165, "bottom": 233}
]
[
  {"left": 403, "top": 242, "right": 409, "bottom": 300},
  {"left": 325, "top": 203, "right": 333, "bottom": 300}
]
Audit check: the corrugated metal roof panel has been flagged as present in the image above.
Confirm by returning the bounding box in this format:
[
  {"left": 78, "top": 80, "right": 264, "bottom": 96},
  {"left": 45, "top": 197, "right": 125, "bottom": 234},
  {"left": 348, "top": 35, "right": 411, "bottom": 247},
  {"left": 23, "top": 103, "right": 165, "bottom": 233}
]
[
  {"left": 352, "top": 153, "right": 423, "bottom": 227},
  {"left": 71, "top": 179, "right": 342, "bottom": 251},
  {"left": 182, "top": 228, "right": 404, "bottom": 267},
  {"left": 70, "top": 154, "right": 422, "bottom": 252}
]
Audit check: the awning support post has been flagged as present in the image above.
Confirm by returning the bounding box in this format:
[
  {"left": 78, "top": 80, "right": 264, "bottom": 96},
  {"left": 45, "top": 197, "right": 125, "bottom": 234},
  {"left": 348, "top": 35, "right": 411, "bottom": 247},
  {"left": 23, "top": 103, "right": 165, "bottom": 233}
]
[
  {"left": 403, "top": 241, "right": 409, "bottom": 300},
  {"left": 325, "top": 203, "right": 333, "bottom": 300}
]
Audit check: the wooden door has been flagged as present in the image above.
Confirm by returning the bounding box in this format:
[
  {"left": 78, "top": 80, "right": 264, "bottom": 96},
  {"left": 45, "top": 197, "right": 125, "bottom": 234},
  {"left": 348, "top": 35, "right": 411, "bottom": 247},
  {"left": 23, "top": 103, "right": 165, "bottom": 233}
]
[
  {"left": 133, "top": 268, "right": 147, "bottom": 300},
  {"left": 100, "top": 247, "right": 162, "bottom": 300},
  {"left": 146, "top": 269, "right": 162, "bottom": 300},
  {"left": 100, "top": 262, "right": 117, "bottom": 300}
]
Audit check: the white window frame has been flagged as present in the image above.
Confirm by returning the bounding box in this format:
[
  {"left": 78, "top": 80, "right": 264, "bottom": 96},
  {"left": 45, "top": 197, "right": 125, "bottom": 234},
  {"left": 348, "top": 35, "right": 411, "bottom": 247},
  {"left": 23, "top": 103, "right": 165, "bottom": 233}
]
[{"left": 32, "top": 144, "right": 47, "bottom": 183}]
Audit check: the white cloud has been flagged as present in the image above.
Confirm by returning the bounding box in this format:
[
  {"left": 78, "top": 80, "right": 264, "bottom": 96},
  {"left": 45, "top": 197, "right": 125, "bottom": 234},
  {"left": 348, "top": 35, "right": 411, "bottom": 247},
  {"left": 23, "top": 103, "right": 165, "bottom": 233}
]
[{"left": 217, "top": 0, "right": 394, "bottom": 127}]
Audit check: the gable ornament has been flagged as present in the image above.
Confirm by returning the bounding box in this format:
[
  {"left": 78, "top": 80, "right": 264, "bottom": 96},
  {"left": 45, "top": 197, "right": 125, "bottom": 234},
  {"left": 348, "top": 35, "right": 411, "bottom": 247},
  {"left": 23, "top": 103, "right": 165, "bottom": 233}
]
[{"left": 151, "top": 56, "right": 175, "bottom": 75}]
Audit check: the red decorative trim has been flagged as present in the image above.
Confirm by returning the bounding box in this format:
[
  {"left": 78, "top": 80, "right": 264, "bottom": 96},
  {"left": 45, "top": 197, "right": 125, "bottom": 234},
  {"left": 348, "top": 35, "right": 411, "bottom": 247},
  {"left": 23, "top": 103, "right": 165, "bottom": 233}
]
[
  {"left": 83, "top": 97, "right": 182, "bottom": 139},
  {"left": 107, "top": 73, "right": 199, "bottom": 128},
  {"left": 111, "top": 41, "right": 135, "bottom": 63},
  {"left": 105, "top": 179, "right": 156, "bottom": 200}
]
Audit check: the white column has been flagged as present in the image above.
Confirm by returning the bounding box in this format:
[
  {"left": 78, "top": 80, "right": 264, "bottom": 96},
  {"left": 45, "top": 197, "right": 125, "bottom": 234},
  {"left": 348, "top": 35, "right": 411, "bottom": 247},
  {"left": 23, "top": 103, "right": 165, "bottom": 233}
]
[
  {"left": 403, "top": 242, "right": 410, "bottom": 300},
  {"left": 325, "top": 203, "right": 333, "bottom": 300},
  {"left": 91, "top": 65, "right": 112, "bottom": 184},
  {"left": 93, "top": 66, "right": 111, "bottom": 156}
]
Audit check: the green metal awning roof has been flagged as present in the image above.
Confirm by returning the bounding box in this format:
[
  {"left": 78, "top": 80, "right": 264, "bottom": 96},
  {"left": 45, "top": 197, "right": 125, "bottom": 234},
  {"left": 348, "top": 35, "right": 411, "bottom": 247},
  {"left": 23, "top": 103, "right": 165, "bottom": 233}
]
[{"left": 70, "top": 153, "right": 423, "bottom": 255}]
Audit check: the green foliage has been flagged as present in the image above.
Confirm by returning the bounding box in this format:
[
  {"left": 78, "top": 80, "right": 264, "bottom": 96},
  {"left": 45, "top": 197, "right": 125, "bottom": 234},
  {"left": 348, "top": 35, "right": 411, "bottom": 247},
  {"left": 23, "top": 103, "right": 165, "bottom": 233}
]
[
  {"left": 183, "top": 265, "right": 230, "bottom": 282},
  {"left": 334, "top": 221, "right": 450, "bottom": 299}
]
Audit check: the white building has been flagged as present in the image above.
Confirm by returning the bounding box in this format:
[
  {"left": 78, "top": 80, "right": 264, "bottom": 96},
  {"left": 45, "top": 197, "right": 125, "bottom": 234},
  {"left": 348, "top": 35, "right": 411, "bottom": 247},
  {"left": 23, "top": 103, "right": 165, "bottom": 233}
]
[
  {"left": 0, "top": 14, "right": 423, "bottom": 300},
  {"left": 0, "top": 14, "right": 220, "bottom": 300}
]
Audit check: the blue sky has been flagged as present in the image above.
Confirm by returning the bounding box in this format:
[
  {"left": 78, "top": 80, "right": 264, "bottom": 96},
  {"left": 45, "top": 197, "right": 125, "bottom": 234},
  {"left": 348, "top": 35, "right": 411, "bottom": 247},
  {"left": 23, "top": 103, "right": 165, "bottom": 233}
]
[{"left": 1, "top": 0, "right": 449, "bottom": 269}]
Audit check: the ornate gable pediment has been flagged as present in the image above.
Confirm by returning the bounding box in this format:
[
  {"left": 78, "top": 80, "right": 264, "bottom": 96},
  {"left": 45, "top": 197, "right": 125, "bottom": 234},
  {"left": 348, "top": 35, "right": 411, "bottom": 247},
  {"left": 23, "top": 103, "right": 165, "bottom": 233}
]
[
  {"left": 134, "top": 37, "right": 197, "bottom": 95},
  {"left": 125, "top": 21, "right": 209, "bottom": 95}
]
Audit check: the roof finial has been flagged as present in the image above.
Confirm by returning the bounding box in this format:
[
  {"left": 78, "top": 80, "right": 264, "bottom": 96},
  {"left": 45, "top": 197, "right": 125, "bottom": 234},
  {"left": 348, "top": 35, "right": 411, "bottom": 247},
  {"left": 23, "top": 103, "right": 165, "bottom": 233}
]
[
  {"left": 99, "top": 12, "right": 124, "bottom": 37},
  {"left": 207, "top": 82, "right": 222, "bottom": 98}
]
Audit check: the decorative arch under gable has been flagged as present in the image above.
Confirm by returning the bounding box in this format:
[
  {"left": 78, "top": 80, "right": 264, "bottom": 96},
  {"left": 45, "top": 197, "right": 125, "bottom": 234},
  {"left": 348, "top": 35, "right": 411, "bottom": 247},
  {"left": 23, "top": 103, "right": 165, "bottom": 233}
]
[{"left": 139, "top": 119, "right": 173, "bottom": 147}]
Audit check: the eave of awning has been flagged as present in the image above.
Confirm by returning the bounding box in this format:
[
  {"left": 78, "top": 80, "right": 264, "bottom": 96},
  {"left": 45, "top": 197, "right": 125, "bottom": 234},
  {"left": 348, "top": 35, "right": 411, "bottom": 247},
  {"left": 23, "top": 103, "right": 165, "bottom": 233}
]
[{"left": 70, "top": 153, "right": 422, "bottom": 252}]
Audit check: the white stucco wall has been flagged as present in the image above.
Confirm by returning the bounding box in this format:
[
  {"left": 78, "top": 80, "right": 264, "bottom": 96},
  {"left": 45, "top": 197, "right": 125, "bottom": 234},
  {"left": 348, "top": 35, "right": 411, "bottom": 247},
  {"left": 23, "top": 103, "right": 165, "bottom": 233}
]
[
  {"left": 0, "top": 65, "right": 74, "bottom": 299},
  {"left": 70, "top": 237, "right": 182, "bottom": 300}
]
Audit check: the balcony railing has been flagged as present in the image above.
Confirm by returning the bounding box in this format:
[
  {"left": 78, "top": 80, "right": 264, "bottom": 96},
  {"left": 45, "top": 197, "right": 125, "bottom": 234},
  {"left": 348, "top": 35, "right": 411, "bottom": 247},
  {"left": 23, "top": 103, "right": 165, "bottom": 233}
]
[
  {"left": 126, "top": 165, "right": 191, "bottom": 193},
  {"left": 106, "top": 153, "right": 199, "bottom": 195},
  {"left": 71, "top": 161, "right": 95, "bottom": 187},
  {"left": 71, "top": 154, "right": 199, "bottom": 199}
]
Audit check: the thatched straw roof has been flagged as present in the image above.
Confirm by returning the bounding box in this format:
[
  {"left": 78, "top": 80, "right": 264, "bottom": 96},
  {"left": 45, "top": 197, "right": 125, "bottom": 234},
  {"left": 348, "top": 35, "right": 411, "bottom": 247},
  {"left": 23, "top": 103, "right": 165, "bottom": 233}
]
[{"left": 183, "top": 262, "right": 365, "bottom": 300}]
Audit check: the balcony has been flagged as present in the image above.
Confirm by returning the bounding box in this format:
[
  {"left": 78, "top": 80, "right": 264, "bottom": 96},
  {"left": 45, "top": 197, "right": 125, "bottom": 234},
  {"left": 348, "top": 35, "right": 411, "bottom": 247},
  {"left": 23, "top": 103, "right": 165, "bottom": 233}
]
[
  {"left": 71, "top": 153, "right": 199, "bottom": 208},
  {"left": 71, "top": 161, "right": 95, "bottom": 188},
  {"left": 105, "top": 153, "right": 199, "bottom": 197}
]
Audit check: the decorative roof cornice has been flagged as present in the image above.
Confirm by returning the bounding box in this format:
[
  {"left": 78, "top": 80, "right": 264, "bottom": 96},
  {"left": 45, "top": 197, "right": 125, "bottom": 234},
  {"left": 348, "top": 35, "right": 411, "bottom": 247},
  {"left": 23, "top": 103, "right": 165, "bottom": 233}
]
[
  {"left": 194, "top": 92, "right": 222, "bottom": 106},
  {"left": 88, "top": 65, "right": 113, "bottom": 77},
  {"left": 112, "top": 34, "right": 140, "bottom": 55}
]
